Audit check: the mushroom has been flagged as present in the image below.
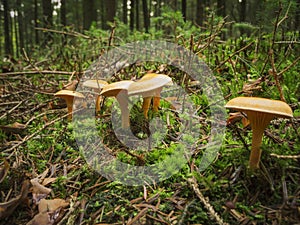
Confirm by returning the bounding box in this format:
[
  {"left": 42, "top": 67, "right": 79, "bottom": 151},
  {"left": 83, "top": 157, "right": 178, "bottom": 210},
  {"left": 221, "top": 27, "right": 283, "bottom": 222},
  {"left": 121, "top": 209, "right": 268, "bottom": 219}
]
[
  {"left": 54, "top": 90, "right": 85, "bottom": 121},
  {"left": 100, "top": 80, "right": 134, "bottom": 129},
  {"left": 82, "top": 79, "right": 108, "bottom": 113},
  {"left": 225, "top": 97, "right": 293, "bottom": 169},
  {"left": 128, "top": 73, "right": 172, "bottom": 118}
]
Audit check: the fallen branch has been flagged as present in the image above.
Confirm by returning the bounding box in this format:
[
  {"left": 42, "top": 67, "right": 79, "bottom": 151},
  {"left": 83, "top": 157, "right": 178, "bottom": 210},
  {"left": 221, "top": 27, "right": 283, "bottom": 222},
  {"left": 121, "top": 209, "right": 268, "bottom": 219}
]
[
  {"left": 187, "top": 176, "right": 228, "bottom": 225},
  {"left": 0, "top": 70, "right": 80, "bottom": 77}
]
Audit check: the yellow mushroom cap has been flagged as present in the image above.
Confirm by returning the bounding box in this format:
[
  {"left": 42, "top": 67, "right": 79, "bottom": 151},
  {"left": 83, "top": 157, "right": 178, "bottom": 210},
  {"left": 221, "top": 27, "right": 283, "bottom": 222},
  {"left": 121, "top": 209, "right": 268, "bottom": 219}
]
[
  {"left": 82, "top": 79, "right": 108, "bottom": 90},
  {"left": 225, "top": 97, "right": 293, "bottom": 119},
  {"left": 128, "top": 73, "right": 172, "bottom": 95},
  {"left": 54, "top": 90, "right": 85, "bottom": 99},
  {"left": 100, "top": 80, "right": 134, "bottom": 97}
]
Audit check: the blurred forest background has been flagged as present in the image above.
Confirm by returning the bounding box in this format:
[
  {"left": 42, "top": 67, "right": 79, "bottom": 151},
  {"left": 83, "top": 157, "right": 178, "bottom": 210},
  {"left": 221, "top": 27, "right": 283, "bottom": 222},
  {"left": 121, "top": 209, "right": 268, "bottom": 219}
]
[{"left": 1, "top": 0, "right": 299, "bottom": 59}]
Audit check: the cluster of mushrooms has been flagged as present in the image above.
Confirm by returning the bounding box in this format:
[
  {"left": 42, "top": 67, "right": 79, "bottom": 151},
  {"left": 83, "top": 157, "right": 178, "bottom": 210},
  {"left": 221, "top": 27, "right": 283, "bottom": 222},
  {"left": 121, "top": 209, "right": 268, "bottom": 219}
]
[
  {"left": 54, "top": 73, "right": 172, "bottom": 127},
  {"left": 54, "top": 73, "right": 293, "bottom": 170}
]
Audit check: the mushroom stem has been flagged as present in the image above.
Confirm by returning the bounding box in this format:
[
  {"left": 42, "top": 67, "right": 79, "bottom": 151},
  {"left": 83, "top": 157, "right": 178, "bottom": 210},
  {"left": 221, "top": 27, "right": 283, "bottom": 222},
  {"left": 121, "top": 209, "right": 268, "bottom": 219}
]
[
  {"left": 95, "top": 95, "right": 102, "bottom": 113},
  {"left": 142, "top": 96, "right": 152, "bottom": 119},
  {"left": 116, "top": 90, "right": 130, "bottom": 129},
  {"left": 249, "top": 126, "right": 264, "bottom": 169},
  {"left": 153, "top": 87, "right": 163, "bottom": 112},
  {"left": 66, "top": 100, "right": 74, "bottom": 121},
  {"left": 247, "top": 112, "right": 274, "bottom": 169}
]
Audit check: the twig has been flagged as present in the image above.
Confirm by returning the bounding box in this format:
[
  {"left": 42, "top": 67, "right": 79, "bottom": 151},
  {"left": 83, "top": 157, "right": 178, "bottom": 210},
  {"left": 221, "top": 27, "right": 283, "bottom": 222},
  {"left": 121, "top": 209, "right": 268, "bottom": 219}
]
[
  {"left": 0, "top": 70, "right": 80, "bottom": 77},
  {"left": 35, "top": 27, "right": 91, "bottom": 39},
  {"left": 277, "top": 56, "right": 300, "bottom": 76},
  {"left": 269, "top": 49, "right": 286, "bottom": 102},
  {"left": 270, "top": 153, "right": 300, "bottom": 159},
  {"left": 214, "top": 41, "right": 254, "bottom": 71},
  {"left": 187, "top": 176, "right": 228, "bottom": 225},
  {"left": 0, "top": 97, "right": 30, "bottom": 120}
]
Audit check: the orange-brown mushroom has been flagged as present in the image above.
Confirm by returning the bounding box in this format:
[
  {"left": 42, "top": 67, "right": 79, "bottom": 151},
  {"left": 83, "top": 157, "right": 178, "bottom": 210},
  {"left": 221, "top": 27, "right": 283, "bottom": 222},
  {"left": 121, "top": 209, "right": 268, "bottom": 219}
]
[
  {"left": 129, "top": 73, "right": 172, "bottom": 118},
  {"left": 225, "top": 97, "right": 293, "bottom": 169},
  {"left": 100, "top": 80, "right": 134, "bottom": 129},
  {"left": 82, "top": 79, "right": 108, "bottom": 113},
  {"left": 54, "top": 90, "right": 85, "bottom": 121}
]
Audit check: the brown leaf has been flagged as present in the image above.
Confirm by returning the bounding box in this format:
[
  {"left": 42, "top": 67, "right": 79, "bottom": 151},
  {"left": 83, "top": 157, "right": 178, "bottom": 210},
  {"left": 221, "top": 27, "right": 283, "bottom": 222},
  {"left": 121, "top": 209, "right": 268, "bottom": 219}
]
[
  {"left": 0, "top": 180, "right": 30, "bottom": 219},
  {"left": 38, "top": 198, "right": 69, "bottom": 213},
  {"left": 26, "top": 209, "right": 62, "bottom": 225},
  {"left": 30, "top": 178, "right": 52, "bottom": 204},
  {"left": 0, "top": 159, "right": 10, "bottom": 183},
  {"left": 227, "top": 112, "right": 250, "bottom": 128},
  {"left": 241, "top": 77, "right": 263, "bottom": 95},
  {"left": 41, "top": 178, "right": 57, "bottom": 186},
  {"left": 0, "top": 122, "right": 27, "bottom": 134},
  {"left": 63, "top": 80, "right": 78, "bottom": 91}
]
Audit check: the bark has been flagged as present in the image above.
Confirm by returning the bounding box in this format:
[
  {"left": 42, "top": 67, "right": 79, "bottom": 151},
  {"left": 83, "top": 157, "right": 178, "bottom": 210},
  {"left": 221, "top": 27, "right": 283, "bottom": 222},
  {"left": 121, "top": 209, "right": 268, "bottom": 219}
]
[
  {"left": 2, "top": 0, "right": 12, "bottom": 55},
  {"left": 42, "top": 0, "right": 53, "bottom": 43},
  {"left": 130, "top": 0, "right": 135, "bottom": 31},
  {"left": 182, "top": 0, "right": 187, "bottom": 22},
  {"left": 104, "top": 0, "right": 116, "bottom": 29},
  {"left": 136, "top": 0, "right": 140, "bottom": 30},
  {"left": 142, "top": 0, "right": 150, "bottom": 33},
  {"left": 196, "top": 0, "right": 205, "bottom": 26},
  {"left": 83, "top": 0, "right": 97, "bottom": 30},
  {"left": 61, "top": 0, "right": 67, "bottom": 26},
  {"left": 123, "top": 0, "right": 128, "bottom": 24}
]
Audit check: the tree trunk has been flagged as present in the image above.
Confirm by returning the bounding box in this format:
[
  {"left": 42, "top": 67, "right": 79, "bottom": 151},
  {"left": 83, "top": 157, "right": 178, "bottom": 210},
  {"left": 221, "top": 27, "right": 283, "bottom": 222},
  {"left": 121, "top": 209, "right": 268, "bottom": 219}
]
[
  {"left": 130, "top": 0, "right": 135, "bottom": 31},
  {"left": 42, "top": 0, "right": 53, "bottom": 44},
  {"left": 17, "top": 0, "right": 24, "bottom": 53},
  {"left": 2, "top": 0, "right": 12, "bottom": 55},
  {"left": 182, "top": 0, "right": 187, "bottom": 22},
  {"left": 61, "top": 0, "right": 67, "bottom": 26},
  {"left": 196, "top": 0, "right": 205, "bottom": 26},
  {"left": 83, "top": 0, "right": 97, "bottom": 30},
  {"left": 123, "top": 0, "right": 128, "bottom": 24},
  {"left": 142, "top": 0, "right": 150, "bottom": 33},
  {"left": 217, "top": 0, "right": 226, "bottom": 18},
  {"left": 103, "top": 0, "right": 116, "bottom": 29},
  {"left": 240, "top": 0, "right": 246, "bottom": 22},
  {"left": 296, "top": 0, "right": 300, "bottom": 31},
  {"left": 34, "top": 0, "right": 39, "bottom": 45},
  {"left": 136, "top": 0, "right": 140, "bottom": 30}
]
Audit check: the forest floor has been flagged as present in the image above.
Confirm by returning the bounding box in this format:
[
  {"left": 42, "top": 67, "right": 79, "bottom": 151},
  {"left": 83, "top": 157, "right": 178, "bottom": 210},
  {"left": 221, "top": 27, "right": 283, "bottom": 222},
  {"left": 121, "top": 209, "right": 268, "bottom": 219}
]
[{"left": 0, "top": 28, "right": 299, "bottom": 225}]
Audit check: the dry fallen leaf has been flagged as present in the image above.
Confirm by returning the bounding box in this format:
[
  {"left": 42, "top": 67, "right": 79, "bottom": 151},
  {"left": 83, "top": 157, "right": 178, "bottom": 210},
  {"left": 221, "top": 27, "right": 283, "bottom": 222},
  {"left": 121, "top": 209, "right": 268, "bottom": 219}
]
[
  {"left": 30, "top": 178, "right": 52, "bottom": 204},
  {"left": 0, "top": 159, "right": 9, "bottom": 183},
  {"left": 63, "top": 80, "right": 78, "bottom": 91},
  {"left": 227, "top": 112, "right": 250, "bottom": 128},
  {"left": 0, "top": 180, "right": 30, "bottom": 219},
  {"left": 38, "top": 198, "right": 69, "bottom": 213},
  {"left": 26, "top": 198, "right": 69, "bottom": 225},
  {"left": 0, "top": 122, "right": 27, "bottom": 134},
  {"left": 26, "top": 210, "right": 60, "bottom": 225}
]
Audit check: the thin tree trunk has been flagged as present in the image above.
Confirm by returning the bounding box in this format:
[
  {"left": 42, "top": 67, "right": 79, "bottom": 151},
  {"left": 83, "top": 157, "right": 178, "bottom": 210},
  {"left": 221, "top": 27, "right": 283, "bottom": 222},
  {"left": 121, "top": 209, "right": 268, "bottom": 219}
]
[
  {"left": 17, "top": 0, "right": 24, "bottom": 53},
  {"left": 142, "top": 0, "right": 150, "bottom": 33},
  {"left": 182, "top": 0, "right": 187, "bottom": 22},
  {"left": 196, "top": 0, "right": 205, "bottom": 27},
  {"left": 42, "top": 0, "right": 53, "bottom": 44},
  {"left": 34, "top": 0, "right": 39, "bottom": 44},
  {"left": 136, "top": 0, "right": 140, "bottom": 30},
  {"left": 240, "top": 0, "right": 246, "bottom": 22},
  {"left": 123, "top": 0, "right": 128, "bottom": 24},
  {"left": 130, "top": 0, "right": 135, "bottom": 31},
  {"left": 217, "top": 0, "right": 226, "bottom": 18},
  {"left": 61, "top": 0, "right": 67, "bottom": 26},
  {"left": 102, "top": 0, "right": 116, "bottom": 29},
  {"left": 296, "top": 0, "right": 300, "bottom": 31},
  {"left": 2, "top": 0, "right": 12, "bottom": 55},
  {"left": 83, "top": 0, "right": 97, "bottom": 30}
]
